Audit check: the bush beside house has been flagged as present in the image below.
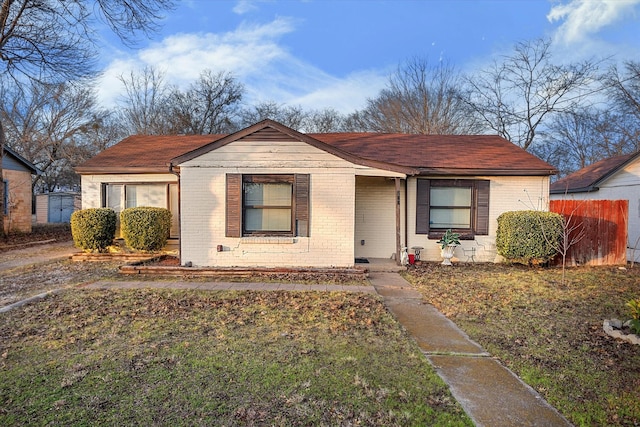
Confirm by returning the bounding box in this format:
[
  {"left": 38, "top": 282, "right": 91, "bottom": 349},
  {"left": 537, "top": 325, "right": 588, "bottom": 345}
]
[
  {"left": 70, "top": 208, "right": 116, "bottom": 252},
  {"left": 120, "top": 207, "right": 172, "bottom": 252},
  {"left": 496, "top": 210, "right": 563, "bottom": 265}
]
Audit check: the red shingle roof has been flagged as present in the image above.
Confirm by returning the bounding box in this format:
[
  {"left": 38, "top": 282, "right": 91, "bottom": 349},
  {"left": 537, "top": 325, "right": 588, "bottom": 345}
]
[
  {"left": 76, "top": 121, "right": 556, "bottom": 176},
  {"left": 75, "top": 135, "right": 224, "bottom": 173},
  {"left": 550, "top": 153, "right": 639, "bottom": 193},
  {"left": 311, "top": 133, "right": 555, "bottom": 175}
]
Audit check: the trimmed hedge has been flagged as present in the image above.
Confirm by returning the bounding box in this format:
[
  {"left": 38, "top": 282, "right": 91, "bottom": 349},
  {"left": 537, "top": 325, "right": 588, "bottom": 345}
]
[
  {"left": 496, "top": 210, "right": 563, "bottom": 265},
  {"left": 120, "top": 207, "right": 172, "bottom": 252},
  {"left": 70, "top": 208, "right": 116, "bottom": 253}
]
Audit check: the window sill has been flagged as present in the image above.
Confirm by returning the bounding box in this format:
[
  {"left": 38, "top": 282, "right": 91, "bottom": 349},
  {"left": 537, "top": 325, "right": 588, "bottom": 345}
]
[
  {"left": 240, "top": 236, "right": 297, "bottom": 244},
  {"left": 428, "top": 231, "right": 475, "bottom": 240}
]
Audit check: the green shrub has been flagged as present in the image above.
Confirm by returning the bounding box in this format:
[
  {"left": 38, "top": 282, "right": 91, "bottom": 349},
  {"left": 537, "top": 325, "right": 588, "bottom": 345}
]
[
  {"left": 496, "top": 210, "right": 563, "bottom": 265},
  {"left": 120, "top": 207, "right": 172, "bottom": 251},
  {"left": 70, "top": 208, "right": 116, "bottom": 253},
  {"left": 627, "top": 299, "right": 640, "bottom": 335}
]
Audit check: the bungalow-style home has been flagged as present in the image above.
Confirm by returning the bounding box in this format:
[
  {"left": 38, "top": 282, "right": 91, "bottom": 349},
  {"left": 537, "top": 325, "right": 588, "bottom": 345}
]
[
  {"left": 76, "top": 119, "right": 556, "bottom": 267},
  {"left": 2, "top": 145, "right": 40, "bottom": 233},
  {"left": 550, "top": 151, "right": 640, "bottom": 263}
]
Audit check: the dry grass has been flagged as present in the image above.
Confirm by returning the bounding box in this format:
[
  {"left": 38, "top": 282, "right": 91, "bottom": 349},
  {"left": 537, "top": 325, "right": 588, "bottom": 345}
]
[
  {"left": 0, "top": 289, "right": 472, "bottom": 426},
  {"left": 405, "top": 262, "right": 640, "bottom": 427}
]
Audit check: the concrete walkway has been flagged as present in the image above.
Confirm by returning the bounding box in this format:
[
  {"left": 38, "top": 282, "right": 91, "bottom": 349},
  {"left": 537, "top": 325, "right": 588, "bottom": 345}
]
[{"left": 369, "top": 271, "right": 572, "bottom": 427}]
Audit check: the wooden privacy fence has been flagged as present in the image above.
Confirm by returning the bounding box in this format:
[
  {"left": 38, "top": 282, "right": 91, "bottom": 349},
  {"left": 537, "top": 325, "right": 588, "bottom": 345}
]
[{"left": 549, "top": 199, "right": 628, "bottom": 266}]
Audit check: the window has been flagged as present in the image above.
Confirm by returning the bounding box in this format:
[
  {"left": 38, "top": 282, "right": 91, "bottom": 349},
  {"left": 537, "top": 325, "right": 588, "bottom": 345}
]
[
  {"left": 2, "top": 180, "right": 8, "bottom": 215},
  {"left": 429, "top": 186, "right": 472, "bottom": 229},
  {"left": 226, "top": 174, "right": 310, "bottom": 238},
  {"left": 244, "top": 176, "right": 293, "bottom": 234},
  {"left": 102, "top": 183, "right": 179, "bottom": 237},
  {"left": 416, "top": 179, "right": 490, "bottom": 238}
]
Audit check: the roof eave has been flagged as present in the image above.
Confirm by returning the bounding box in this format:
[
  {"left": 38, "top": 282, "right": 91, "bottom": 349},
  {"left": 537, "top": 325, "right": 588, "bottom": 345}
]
[
  {"left": 414, "top": 168, "right": 557, "bottom": 177},
  {"left": 74, "top": 166, "right": 173, "bottom": 175},
  {"left": 550, "top": 185, "right": 598, "bottom": 195}
]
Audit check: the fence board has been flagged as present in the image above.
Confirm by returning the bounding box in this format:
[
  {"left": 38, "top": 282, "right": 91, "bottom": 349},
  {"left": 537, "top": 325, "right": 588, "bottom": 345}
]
[{"left": 549, "top": 199, "right": 628, "bottom": 266}]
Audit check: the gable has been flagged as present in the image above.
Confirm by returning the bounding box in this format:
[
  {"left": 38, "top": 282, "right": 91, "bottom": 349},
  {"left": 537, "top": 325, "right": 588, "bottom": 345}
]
[
  {"left": 178, "top": 129, "right": 359, "bottom": 170},
  {"left": 2, "top": 147, "right": 39, "bottom": 174},
  {"left": 598, "top": 155, "right": 640, "bottom": 189},
  {"left": 172, "top": 120, "right": 414, "bottom": 174},
  {"left": 551, "top": 152, "right": 640, "bottom": 194}
]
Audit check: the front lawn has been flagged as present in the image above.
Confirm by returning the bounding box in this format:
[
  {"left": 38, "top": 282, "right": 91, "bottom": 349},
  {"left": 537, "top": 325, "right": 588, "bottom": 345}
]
[
  {"left": 405, "top": 263, "right": 640, "bottom": 427},
  {"left": 0, "top": 289, "right": 472, "bottom": 426}
]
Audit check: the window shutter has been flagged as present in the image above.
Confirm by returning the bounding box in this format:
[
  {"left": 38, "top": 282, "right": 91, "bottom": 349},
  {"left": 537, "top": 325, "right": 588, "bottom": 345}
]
[
  {"left": 295, "top": 174, "right": 310, "bottom": 237},
  {"left": 226, "top": 174, "right": 242, "bottom": 237},
  {"left": 475, "top": 180, "right": 490, "bottom": 235},
  {"left": 416, "top": 179, "right": 430, "bottom": 234}
]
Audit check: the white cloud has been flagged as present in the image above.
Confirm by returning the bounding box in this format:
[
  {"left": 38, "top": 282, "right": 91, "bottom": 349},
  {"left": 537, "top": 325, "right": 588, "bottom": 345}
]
[
  {"left": 548, "top": 0, "right": 640, "bottom": 45},
  {"left": 97, "top": 16, "right": 385, "bottom": 114},
  {"left": 232, "top": 0, "right": 265, "bottom": 15}
]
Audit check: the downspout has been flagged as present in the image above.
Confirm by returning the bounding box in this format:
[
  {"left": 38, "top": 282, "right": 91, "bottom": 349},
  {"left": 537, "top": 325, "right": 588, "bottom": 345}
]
[
  {"left": 395, "top": 177, "right": 401, "bottom": 265},
  {"left": 404, "top": 178, "right": 408, "bottom": 255},
  {"left": 169, "top": 163, "right": 182, "bottom": 265}
]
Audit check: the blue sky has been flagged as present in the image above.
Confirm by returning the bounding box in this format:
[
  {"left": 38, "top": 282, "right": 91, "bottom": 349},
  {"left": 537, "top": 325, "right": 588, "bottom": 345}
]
[{"left": 97, "top": 0, "right": 640, "bottom": 113}]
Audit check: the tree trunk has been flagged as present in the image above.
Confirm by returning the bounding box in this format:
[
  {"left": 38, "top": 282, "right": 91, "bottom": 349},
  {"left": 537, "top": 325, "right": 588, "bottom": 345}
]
[{"left": 0, "top": 119, "right": 5, "bottom": 237}]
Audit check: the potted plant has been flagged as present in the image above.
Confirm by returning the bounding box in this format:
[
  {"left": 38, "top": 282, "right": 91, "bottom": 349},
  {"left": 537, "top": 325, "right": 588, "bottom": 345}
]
[{"left": 436, "top": 229, "right": 460, "bottom": 265}]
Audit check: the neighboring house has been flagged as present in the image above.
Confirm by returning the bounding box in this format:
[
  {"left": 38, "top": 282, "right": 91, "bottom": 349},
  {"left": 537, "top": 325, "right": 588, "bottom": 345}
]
[
  {"left": 2, "top": 146, "right": 40, "bottom": 233},
  {"left": 76, "top": 119, "right": 556, "bottom": 267},
  {"left": 550, "top": 151, "right": 640, "bottom": 263}
]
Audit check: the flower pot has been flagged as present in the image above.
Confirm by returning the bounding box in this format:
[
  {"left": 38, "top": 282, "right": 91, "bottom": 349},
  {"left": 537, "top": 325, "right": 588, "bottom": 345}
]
[{"left": 440, "top": 244, "right": 457, "bottom": 266}]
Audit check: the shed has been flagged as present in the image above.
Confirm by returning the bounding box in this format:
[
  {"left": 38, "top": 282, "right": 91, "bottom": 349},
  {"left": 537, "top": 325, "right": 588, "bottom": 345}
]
[{"left": 35, "top": 192, "right": 81, "bottom": 224}]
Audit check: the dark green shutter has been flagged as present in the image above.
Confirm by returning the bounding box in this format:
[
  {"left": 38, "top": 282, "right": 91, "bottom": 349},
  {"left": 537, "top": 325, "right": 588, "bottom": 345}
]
[
  {"left": 416, "top": 179, "right": 430, "bottom": 234},
  {"left": 226, "top": 174, "right": 242, "bottom": 237}
]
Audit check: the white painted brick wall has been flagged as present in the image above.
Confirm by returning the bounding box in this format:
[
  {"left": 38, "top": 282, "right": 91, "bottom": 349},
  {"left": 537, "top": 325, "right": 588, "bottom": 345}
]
[
  {"left": 180, "top": 167, "right": 356, "bottom": 268},
  {"left": 406, "top": 176, "right": 550, "bottom": 263}
]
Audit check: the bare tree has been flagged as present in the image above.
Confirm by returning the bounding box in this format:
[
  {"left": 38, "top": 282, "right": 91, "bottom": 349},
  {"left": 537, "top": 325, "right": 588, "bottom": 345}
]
[
  {"left": 463, "top": 38, "right": 599, "bottom": 151},
  {"left": 302, "top": 108, "right": 347, "bottom": 133},
  {"left": 601, "top": 60, "right": 640, "bottom": 154},
  {"left": 0, "top": 0, "right": 175, "bottom": 231},
  {"left": 605, "top": 61, "right": 640, "bottom": 120},
  {"left": 349, "top": 57, "right": 483, "bottom": 134},
  {"left": 546, "top": 198, "right": 586, "bottom": 285},
  {"left": 239, "top": 102, "right": 309, "bottom": 131},
  {"left": 117, "top": 66, "right": 173, "bottom": 135},
  {"left": 536, "top": 108, "right": 639, "bottom": 177},
  {"left": 1, "top": 78, "right": 110, "bottom": 192},
  {"left": 167, "top": 70, "right": 244, "bottom": 135}
]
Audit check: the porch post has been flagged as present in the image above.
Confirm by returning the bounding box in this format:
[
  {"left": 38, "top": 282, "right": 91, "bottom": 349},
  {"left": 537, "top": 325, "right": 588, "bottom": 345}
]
[{"left": 395, "top": 177, "right": 401, "bottom": 265}]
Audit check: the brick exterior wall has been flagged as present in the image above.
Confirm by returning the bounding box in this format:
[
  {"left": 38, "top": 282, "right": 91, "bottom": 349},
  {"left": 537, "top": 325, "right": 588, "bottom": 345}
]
[
  {"left": 3, "top": 169, "right": 33, "bottom": 233},
  {"left": 180, "top": 168, "right": 356, "bottom": 268},
  {"left": 406, "top": 175, "right": 550, "bottom": 263}
]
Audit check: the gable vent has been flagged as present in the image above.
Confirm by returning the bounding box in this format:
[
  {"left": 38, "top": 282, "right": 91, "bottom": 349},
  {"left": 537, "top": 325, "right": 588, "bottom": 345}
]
[{"left": 240, "top": 128, "right": 299, "bottom": 142}]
